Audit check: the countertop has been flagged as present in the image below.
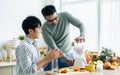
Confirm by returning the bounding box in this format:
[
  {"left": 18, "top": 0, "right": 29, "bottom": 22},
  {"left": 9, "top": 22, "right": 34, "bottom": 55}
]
[
  {"left": 0, "top": 61, "right": 16, "bottom": 67},
  {"left": 26, "top": 69, "right": 120, "bottom": 75}
]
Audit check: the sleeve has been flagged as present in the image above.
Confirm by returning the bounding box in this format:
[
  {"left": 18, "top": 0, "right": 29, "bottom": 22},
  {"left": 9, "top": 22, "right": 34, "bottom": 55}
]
[
  {"left": 17, "top": 45, "right": 37, "bottom": 74},
  {"left": 42, "top": 26, "right": 70, "bottom": 62},
  {"left": 42, "top": 27, "right": 59, "bottom": 50},
  {"left": 64, "top": 12, "right": 85, "bottom": 36}
]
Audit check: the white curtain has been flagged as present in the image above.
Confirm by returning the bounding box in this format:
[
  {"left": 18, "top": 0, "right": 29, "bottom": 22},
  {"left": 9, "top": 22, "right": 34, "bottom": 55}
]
[
  {"left": 55, "top": 0, "right": 120, "bottom": 54},
  {"left": 61, "top": 0, "right": 98, "bottom": 51},
  {"left": 101, "top": 0, "right": 120, "bottom": 56}
]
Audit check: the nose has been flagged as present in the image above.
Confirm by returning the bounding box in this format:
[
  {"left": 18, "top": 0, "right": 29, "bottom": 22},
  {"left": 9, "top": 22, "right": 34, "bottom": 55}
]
[
  {"left": 40, "top": 29, "right": 42, "bottom": 33},
  {"left": 39, "top": 28, "right": 42, "bottom": 33}
]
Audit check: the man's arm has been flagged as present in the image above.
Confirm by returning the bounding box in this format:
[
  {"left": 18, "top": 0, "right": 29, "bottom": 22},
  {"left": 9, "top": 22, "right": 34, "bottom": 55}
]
[
  {"left": 64, "top": 12, "right": 85, "bottom": 36},
  {"left": 42, "top": 27, "right": 59, "bottom": 50},
  {"left": 42, "top": 27, "right": 71, "bottom": 63},
  {"left": 16, "top": 45, "right": 38, "bottom": 74}
]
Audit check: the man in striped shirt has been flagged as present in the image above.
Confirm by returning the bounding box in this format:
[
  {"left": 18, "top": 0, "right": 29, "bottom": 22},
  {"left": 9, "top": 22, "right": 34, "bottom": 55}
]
[{"left": 16, "top": 16, "right": 63, "bottom": 75}]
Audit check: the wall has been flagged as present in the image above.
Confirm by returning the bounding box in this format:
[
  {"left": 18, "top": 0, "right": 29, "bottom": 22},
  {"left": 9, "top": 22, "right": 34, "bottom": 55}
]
[{"left": 0, "top": 0, "right": 47, "bottom": 47}]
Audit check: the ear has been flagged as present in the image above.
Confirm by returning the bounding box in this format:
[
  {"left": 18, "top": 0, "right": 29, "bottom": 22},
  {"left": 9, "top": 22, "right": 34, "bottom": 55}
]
[{"left": 28, "top": 29, "right": 33, "bottom": 33}]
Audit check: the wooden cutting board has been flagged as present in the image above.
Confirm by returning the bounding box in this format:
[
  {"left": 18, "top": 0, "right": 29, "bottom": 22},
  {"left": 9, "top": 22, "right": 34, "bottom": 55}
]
[{"left": 45, "top": 70, "right": 89, "bottom": 75}]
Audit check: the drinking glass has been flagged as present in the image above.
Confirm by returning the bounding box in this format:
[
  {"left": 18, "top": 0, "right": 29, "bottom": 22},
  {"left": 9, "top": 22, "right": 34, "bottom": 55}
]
[{"left": 52, "top": 59, "right": 58, "bottom": 72}]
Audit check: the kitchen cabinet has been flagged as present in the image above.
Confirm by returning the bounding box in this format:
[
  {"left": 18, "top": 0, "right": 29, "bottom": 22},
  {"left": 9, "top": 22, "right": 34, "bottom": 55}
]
[{"left": 0, "top": 61, "right": 16, "bottom": 75}]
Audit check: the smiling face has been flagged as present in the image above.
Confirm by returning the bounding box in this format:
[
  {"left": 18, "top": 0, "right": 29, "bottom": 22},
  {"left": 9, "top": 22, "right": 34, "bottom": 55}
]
[
  {"left": 28, "top": 25, "right": 42, "bottom": 39},
  {"left": 33, "top": 26, "right": 41, "bottom": 39},
  {"left": 45, "top": 13, "right": 58, "bottom": 25}
]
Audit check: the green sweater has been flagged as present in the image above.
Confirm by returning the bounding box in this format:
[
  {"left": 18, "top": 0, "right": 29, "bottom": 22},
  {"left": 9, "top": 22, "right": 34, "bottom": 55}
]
[{"left": 42, "top": 12, "right": 85, "bottom": 61}]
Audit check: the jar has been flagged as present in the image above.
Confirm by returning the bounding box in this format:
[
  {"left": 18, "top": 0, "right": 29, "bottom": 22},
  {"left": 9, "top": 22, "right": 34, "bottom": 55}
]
[
  {"left": 96, "top": 60, "right": 103, "bottom": 71},
  {"left": 0, "top": 49, "right": 7, "bottom": 61},
  {"left": 73, "top": 42, "right": 86, "bottom": 68}
]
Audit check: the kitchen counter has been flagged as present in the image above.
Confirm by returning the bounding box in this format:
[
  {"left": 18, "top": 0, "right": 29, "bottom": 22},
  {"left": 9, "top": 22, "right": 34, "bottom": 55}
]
[
  {"left": 0, "top": 61, "right": 16, "bottom": 75},
  {"left": 0, "top": 61, "right": 16, "bottom": 67},
  {"left": 26, "top": 69, "right": 120, "bottom": 75}
]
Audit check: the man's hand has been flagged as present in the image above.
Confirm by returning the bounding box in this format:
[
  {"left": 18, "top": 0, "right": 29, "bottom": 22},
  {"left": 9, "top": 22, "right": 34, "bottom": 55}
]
[
  {"left": 45, "top": 49, "right": 63, "bottom": 61},
  {"left": 67, "top": 59, "right": 74, "bottom": 66},
  {"left": 75, "top": 36, "right": 85, "bottom": 43}
]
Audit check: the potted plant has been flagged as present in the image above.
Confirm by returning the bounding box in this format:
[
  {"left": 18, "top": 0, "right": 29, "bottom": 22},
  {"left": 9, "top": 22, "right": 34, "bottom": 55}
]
[{"left": 18, "top": 35, "right": 25, "bottom": 40}]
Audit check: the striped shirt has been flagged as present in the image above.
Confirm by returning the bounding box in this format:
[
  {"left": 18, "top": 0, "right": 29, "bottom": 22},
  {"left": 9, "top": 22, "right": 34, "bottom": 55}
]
[{"left": 16, "top": 37, "right": 43, "bottom": 75}]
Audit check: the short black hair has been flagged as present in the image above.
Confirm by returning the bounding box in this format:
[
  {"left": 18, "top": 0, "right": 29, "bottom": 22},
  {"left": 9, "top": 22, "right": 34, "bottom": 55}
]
[
  {"left": 22, "top": 16, "right": 41, "bottom": 35},
  {"left": 41, "top": 5, "right": 56, "bottom": 17}
]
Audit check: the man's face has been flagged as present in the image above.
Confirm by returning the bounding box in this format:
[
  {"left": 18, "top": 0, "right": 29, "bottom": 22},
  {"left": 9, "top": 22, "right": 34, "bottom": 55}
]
[
  {"left": 33, "top": 26, "right": 41, "bottom": 39},
  {"left": 45, "top": 13, "right": 58, "bottom": 25},
  {"left": 29, "top": 25, "right": 42, "bottom": 39}
]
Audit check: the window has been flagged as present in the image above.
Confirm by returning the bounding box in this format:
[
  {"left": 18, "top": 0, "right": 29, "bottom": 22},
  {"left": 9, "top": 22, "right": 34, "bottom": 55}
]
[
  {"left": 61, "top": 0, "right": 99, "bottom": 51},
  {"left": 101, "top": 0, "right": 120, "bottom": 56},
  {"left": 54, "top": 0, "right": 120, "bottom": 55}
]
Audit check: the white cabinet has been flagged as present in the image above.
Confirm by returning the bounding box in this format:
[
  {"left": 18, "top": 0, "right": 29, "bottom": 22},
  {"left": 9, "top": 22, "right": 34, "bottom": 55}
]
[{"left": 0, "top": 62, "right": 16, "bottom": 75}]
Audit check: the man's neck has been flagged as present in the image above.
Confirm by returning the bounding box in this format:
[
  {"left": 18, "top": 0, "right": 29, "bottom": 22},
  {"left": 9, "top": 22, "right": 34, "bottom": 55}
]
[{"left": 27, "top": 35, "right": 35, "bottom": 41}]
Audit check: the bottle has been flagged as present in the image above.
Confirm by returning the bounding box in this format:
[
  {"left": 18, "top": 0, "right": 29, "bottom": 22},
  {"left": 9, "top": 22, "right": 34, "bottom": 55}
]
[{"left": 96, "top": 60, "right": 103, "bottom": 71}]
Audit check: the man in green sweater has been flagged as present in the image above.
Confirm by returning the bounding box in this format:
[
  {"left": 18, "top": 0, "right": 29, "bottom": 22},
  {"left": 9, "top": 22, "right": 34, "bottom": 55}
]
[{"left": 41, "top": 5, "right": 85, "bottom": 70}]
